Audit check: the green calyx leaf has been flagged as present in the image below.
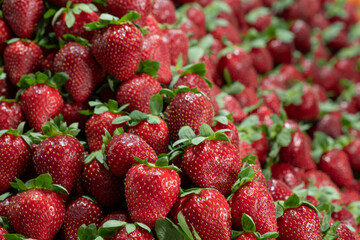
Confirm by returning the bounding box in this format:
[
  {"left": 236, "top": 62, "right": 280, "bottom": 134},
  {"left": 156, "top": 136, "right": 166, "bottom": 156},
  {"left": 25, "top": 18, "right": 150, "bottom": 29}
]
[
  {"left": 16, "top": 71, "right": 69, "bottom": 90},
  {"left": 180, "top": 188, "right": 204, "bottom": 198},
  {"left": 84, "top": 150, "right": 109, "bottom": 170},
  {"left": 276, "top": 82, "right": 305, "bottom": 106},
  {"left": 241, "top": 213, "right": 256, "bottom": 233},
  {"left": 272, "top": 0, "right": 295, "bottom": 13},
  {"left": 4, "top": 234, "right": 36, "bottom": 240},
  {"left": 59, "top": 34, "right": 90, "bottom": 48},
  {"left": 187, "top": 34, "right": 214, "bottom": 63},
  {"left": 322, "top": 221, "right": 340, "bottom": 240},
  {"left": 88, "top": 99, "right": 128, "bottom": 115},
  {"left": 155, "top": 217, "right": 186, "bottom": 240},
  {"left": 325, "top": 0, "right": 347, "bottom": 19},
  {"left": 237, "top": 115, "right": 263, "bottom": 144},
  {"left": 160, "top": 85, "right": 203, "bottom": 99},
  {"left": 36, "top": 114, "right": 80, "bottom": 140},
  {"left": 0, "top": 217, "right": 10, "bottom": 232},
  {"left": 134, "top": 157, "right": 180, "bottom": 171},
  {"left": 149, "top": 94, "right": 163, "bottom": 116},
  {"left": 221, "top": 82, "right": 245, "bottom": 95},
  {"left": 231, "top": 161, "right": 258, "bottom": 193},
  {"left": 136, "top": 60, "right": 160, "bottom": 78},
  {"left": 246, "top": 7, "right": 270, "bottom": 24},
  {"left": 311, "top": 132, "right": 339, "bottom": 163},
  {"left": 0, "top": 122, "right": 33, "bottom": 146},
  {"left": 204, "top": 1, "right": 231, "bottom": 31},
  {"left": 322, "top": 22, "right": 344, "bottom": 44},
  {"left": 84, "top": 11, "right": 142, "bottom": 31},
  {"left": 112, "top": 109, "right": 161, "bottom": 127}
]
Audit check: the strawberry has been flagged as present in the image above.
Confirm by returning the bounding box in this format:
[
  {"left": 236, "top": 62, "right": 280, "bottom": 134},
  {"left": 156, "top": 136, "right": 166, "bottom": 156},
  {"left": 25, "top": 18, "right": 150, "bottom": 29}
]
[
  {"left": 59, "top": 196, "right": 103, "bottom": 240},
  {"left": 100, "top": 210, "right": 132, "bottom": 225},
  {"left": 267, "top": 38, "right": 294, "bottom": 65},
  {"left": 266, "top": 179, "right": 294, "bottom": 201},
  {"left": 3, "top": 0, "right": 43, "bottom": 38},
  {"left": 312, "top": 111, "right": 343, "bottom": 139},
  {"left": 216, "top": 91, "right": 246, "bottom": 123},
  {"left": 335, "top": 223, "right": 356, "bottom": 240},
  {"left": 162, "top": 28, "right": 189, "bottom": 66},
  {"left": 7, "top": 174, "right": 67, "bottom": 239},
  {"left": 271, "top": 162, "right": 302, "bottom": 189},
  {"left": 229, "top": 161, "right": 277, "bottom": 235},
  {"left": 0, "top": 98, "right": 23, "bottom": 130},
  {"left": 0, "top": 123, "right": 31, "bottom": 194},
  {"left": 250, "top": 47, "right": 273, "bottom": 74},
  {"left": 290, "top": 19, "right": 312, "bottom": 53},
  {"left": 212, "top": 117, "right": 240, "bottom": 150},
  {"left": 344, "top": 138, "right": 360, "bottom": 172},
  {"left": 262, "top": 91, "right": 281, "bottom": 115},
  {"left": 61, "top": 101, "right": 89, "bottom": 129},
  {"left": 82, "top": 157, "right": 124, "bottom": 207},
  {"left": 332, "top": 207, "right": 357, "bottom": 230},
  {"left": 53, "top": 3, "right": 100, "bottom": 40},
  {"left": 107, "top": 0, "right": 152, "bottom": 26},
  {"left": 54, "top": 41, "right": 105, "bottom": 103},
  {"left": 33, "top": 115, "right": 85, "bottom": 194},
  {"left": 84, "top": 99, "right": 128, "bottom": 152},
  {"left": 0, "top": 226, "right": 8, "bottom": 238},
  {"left": 335, "top": 58, "right": 358, "bottom": 82},
  {"left": 233, "top": 86, "right": 259, "bottom": 109},
  {"left": 276, "top": 194, "right": 321, "bottom": 240},
  {"left": 116, "top": 72, "right": 162, "bottom": 114},
  {"left": 17, "top": 71, "right": 67, "bottom": 132},
  {"left": 323, "top": 23, "right": 349, "bottom": 52},
  {"left": 86, "top": 12, "right": 144, "bottom": 81},
  {"left": 4, "top": 40, "right": 43, "bottom": 86},
  {"left": 152, "top": 0, "right": 177, "bottom": 24},
  {"left": 0, "top": 69, "right": 13, "bottom": 99},
  {"left": 245, "top": 7, "right": 272, "bottom": 31},
  {"left": 47, "top": 0, "right": 92, "bottom": 6},
  {"left": 211, "top": 21, "right": 241, "bottom": 45},
  {"left": 169, "top": 188, "right": 232, "bottom": 240},
  {"left": 303, "top": 170, "right": 341, "bottom": 193},
  {"left": 0, "top": 19, "right": 12, "bottom": 54},
  {"left": 125, "top": 158, "right": 180, "bottom": 228},
  {"left": 163, "top": 87, "right": 214, "bottom": 141}
]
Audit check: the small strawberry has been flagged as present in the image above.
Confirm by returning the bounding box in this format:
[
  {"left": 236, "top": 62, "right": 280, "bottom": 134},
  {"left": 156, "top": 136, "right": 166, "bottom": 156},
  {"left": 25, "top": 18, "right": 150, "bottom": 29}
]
[
  {"left": 245, "top": 7, "right": 272, "bottom": 31},
  {"left": 271, "top": 162, "right": 302, "bottom": 189},
  {"left": 86, "top": 12, "right": 144, "bottom": 81},
  {"left": 290, "top": 19, "right": 312, "bottom": 53},
  {"left": 250, "top": 47, "right": 274, "bottom": 74},
  {"left": 125, "top": 158, "right": 180, "bottom": 228},
  {"left": 332, "top": 207, "right": 357, "bottom": 230},
  {"left": 107, "top": 0, "right": 152, "bottom": 26},
  {"left": 312, "top": 111, "right": 343, "bottom": 139},
  {"left": 17, "top": 71, "right": 68, "bottom": 132},
  {"left": 162, "top": 28, "right": 189, "bottom": 66},
  {"left": 0, "top": 98, "right": 23, "bottom": 130},
  {"left": 303, "top": 169, "right": 341, "bottom": 193},
  {"left": 54, "top": 41, "right": 105, "bottom": 103},
  {"left": 7, "top": 174, "right": 67, "bottom": 239},
  {"left": 0, "top": 19, "right": 12, "bottom": 54},
  {"left": 266, "top": 179, "right": 294, "bottom": 201},
  {"left": 169, "top": 188, "right": 232, "bottom": 240},
  {"left": 216, "top": 90, "right": 246, "bottom": 123},
  {"left": 33, "top": 115, "right": 85, "bottom": 194},
  {"left": 3, "top": 0, "right": 43, "bottom": 38},
  {"left": 152, "top": 0, "right": 177, "bottom": 25},
  {"left": 4, "top": 40, "right": 43, "bottom": 86},
  {"left": 267, "top": 38, "right": 294, "bottom": 65},
  {"left": 61, "top": 101, "right": 89, "bottom": 129},
  {"left": 59, "top": 196, "right": 104, "bottom": 240},
  {"left": 335, "top": 223, "right": 356, "bottom": 240},
  {"left": 0, "top": 122, "right": 32, "bottom": 194}
]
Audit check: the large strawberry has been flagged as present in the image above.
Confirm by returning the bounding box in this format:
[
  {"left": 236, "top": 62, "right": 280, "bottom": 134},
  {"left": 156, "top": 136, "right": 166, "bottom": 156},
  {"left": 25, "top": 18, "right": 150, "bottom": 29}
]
[
  {"left": 86, "top": 12, "right": 144, "bottom": 81},
  {"left": 3, "top": 0, "right": 43, "bottom": 38},
  {"left": 17, "top": 71, "right": 68, "bottom": 132},
  {"left": 107, "top": 0, "right": 152, "bottom": 26},
  {"left": 54, "top": 41, "right": 105, "bottom": 103},
  {"left": 0, "top": 98, "right": 23, "bottom": 130},
  {"left": 125, "top": 158, "right": 180, "bottom": 228},
  {"left": 4, "top": 40, "right": 43, "bottom": 86},
  {"left": 6, "top": 174, "right": 67, "bottom": 239},
  {"left": 32, "top": 115, "right": 85, "bottom": 194},
  {"left": 0, "top": 122, "right": 31, "bottom": 194}
]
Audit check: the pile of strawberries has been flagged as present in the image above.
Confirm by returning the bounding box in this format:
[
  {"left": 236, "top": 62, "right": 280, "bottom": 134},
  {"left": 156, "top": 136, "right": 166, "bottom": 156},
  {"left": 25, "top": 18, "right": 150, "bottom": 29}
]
[{"left": 1, "top": 0, "right": 360, "bottom": 239}]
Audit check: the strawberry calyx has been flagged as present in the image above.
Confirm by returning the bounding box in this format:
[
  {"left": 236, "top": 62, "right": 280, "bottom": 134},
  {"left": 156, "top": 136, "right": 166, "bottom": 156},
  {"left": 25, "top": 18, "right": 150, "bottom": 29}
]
[
  {"left": 204, "top": 1, "right": 232, "bottom": 32},
  {"left": 241, "top": 29, "right": 268, "bottom": 52},
  {"left": 322, "top": 22, "right": 344, "bottom": 44},
  {"left": 221, "top": 81, "right": 245, "bottom": 95},
  {"left": 0, "top": 217, "right": 10, "bottom": 233},
  {"left": 0, "top": 96, "right": 18, "bottom": 104},
  {"left": 230, "top": 154, "right": 259, "bottom": 194},
  {"left": 160, "top": 86, "right": 205, "bottom": 104},
  {"left": 3, "top": 234, "right": 35, "bottom": 240},
  {"left": 341, "top": 112, "right": 360, "bottom": 133},
  {"left": 59, "top": 34, "right": 90, "bottom": 48},
  {"left": 276, "top": 82, "right": 305, "bottom": 106},
  {"left": 188, "top": 34, "right": 215, "bottom": 63},
  {"left": 169, "top": 62, "right": 210, "bottom": 90},
  {"left": 0, "top": 68, "right": 6, "bottom": 80},
  {"left": 316, "top": 202, "right": 344, "bottom": 238},
  {"left": 6, "top": 38, "right": 31, "bottom": 45},
  {"left": 263, "top": 20, "right": 294, "bottom": 43},
  {"left": 324, "top": 0, "right": 347, "bottom": 19},
  {"left": 0, "top": 122, "right": 33, "bottom": 147},
  {"left": 293, "top": 182, "right": 341, "bottom": 205},
  {"left": 134, "top": 156, "right": 180, "bottom": 171},
  {"left": 79, "top": 99, "right": 129, "bottom": 116},
  {"left": 231, "top": 214, "right": 279, "bottom": 240},
  {"left": 245, "top": 7, "right": 271, "bottom": 25},
  {"left": 212, "top": 110, "right": 233, "bottom": 126},
  {"left": 237, "top": 115, "right": 264, "bottom": 144},
  {"left": 9, "top": 173, "right": 69, "bottom": 195},
  {"left": 347, "top": 201, "right": 360, "bottom": 228},
  {"left": 271, "top": 0, "right": 295, "bottom": 14},
  {"left": 275, "top": 193, "right": 320, "bottom": 219},
  {"left": 136, "top": 60, "right": 161, "bottom": 78},
  {"left": 84, "top": 11, "right": 148, "bottom": 35}
]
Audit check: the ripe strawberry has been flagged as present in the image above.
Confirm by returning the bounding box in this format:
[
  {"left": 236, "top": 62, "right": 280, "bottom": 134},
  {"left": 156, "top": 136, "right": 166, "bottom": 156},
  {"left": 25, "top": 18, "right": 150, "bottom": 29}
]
[
  {"left": 33, "top": 115, "right": 85, "bottom": 194},
  {"left": 290, "top": 19, "right": 312, "bottom": 53},
  {"left": 335, "top": 58, "right": 358, "bottom": 82},
  {"left": 303, "top": 170, "right": 341, "bottom": 193},
  {"left": 0, "top": 123, "right": 31, "bottom": 194},
  {"left": 53, "top": 3, "right": 100, "bottom": 40},
  {"left": 0, "top": 98, "right": 23, "bottom": 130},
  {"left": 312, "top": 111, "right": 343, "bottom": 139},
  {"left": 211, "top": 21, "right": 241, "bottom": 45},
  {"left": 335, "top": 224, "right": 356, "bottom": 240},
  {"left": 170, "top": 188, "right": 231, "bottom": 240},
  {"left": 164, "top": 88, "right": 214, "bottom": 141},
  {"left": 54, "top": 42, "right": 105, "bottom": 103},
  {"left": 40, "top": 50, "right": 57, "bottom": 72},
  {"left": 116, "top": 73, "right": 162, "bottom": 114},
  {"left": 277, "top": 195, "right": 321, "bottom": 239},
  {"left": 125, "top": 158, "right": 180, "bottom": 228},
  {"left": 316, "top": 66, "right": 342, "bottom": 97},
  {"left": 212, "top": 118, "right": 240, "bottom": 150},
  {"left": 4, "top": 40, "right": 43, "bottom": 86},
  {"left": 0, "top": 226, "right": 8, "bottom": 237},
  {"left": 271, "top": 162, "right": 302, "bottom": 189},
  {"left": 245, "top": 7, "right": 272, "bottom": 31},
  {"left": 47, "top": 0, "right": 92, "bottom": 6},
  {"left": 94, "top": 220, "right": 154, "bottom": 239},
  {"left": 232, "top": 86, "right": 258, "bottom": 108},
  {"left": 267, "top": 38, "right": 293, "bottom": 64},
  {"left": 7, "top": 174, "right": 67, "bottom": 239},
  {"left": 61, "top": 101, "right": 89, "bottom": 129},
  {"left": 88, "top": 12, "right": 144, "bottom": 81},
  {"left": 332, "top": 207, "right": 357, "bottom": 230},
  {"left": 107, "top": 0, "right": 152, "bottom": 26},
  {"left": 344, "top": 138, "right": 360, "bottom": 172},
  {"left": 250, "top": 47, "right": 273, "bottom": 74},
  {"left": 59, "top": 196, "right": 103, "bottom": 240},
  {"left": 82, "top": 157, "right": 124, "bottom": 207},
  {"left": 0, "top": 19, "right": 11, "bottom": 54},
  {"left": 18, "top": 72, "right": 67, "bottom": 132},
  {"left": 162, "top": 28, "right": 189, "bottom": 66},
  {"left": 217, "top": 92, "right": 246, "bottom": 123},
  {"left": 186, "top": 5, "right": 207, "bottom": 37},
  {"left": 152, "top": 0, "right": 177, "bottom": 24},
  {"left": 3, "top": 0, "right": 43, "bottom": 38},
  {"left": 100, "top": 210, "right": 132, "bottom": 225},
  {"left": 84, "top": 99, "right": 128, "bottom": 152},
  {"left": 266, "top": 179, "right": 294, "bottom": 201}
]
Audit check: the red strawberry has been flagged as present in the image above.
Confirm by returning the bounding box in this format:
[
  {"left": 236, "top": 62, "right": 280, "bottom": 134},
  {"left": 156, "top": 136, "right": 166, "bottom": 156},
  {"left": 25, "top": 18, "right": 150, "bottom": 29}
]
[
  {"left": 186, "top": 5, "right": 207, "bottom": 37},
  {"left": 267, "top": 38, "right": 294, "bottom": 64},
  {"left": 335, "top": 58, "right": 358, "bottom": 82},
  {"left": 233, "top": 86, "right": 259, "bottom": 108},
  {"left": 212, "top": 118, "right": 240, "bottom": 151},
  {"left": 152, "top": 0, "right": 177, "bottom": 24},
  {"left": 47, "top": 0, "right": 92, "bottom": 6},
  {"left": 262, "top": 91, "right": 281, "bottom": 115},
  {"left": 266, "top": 179, "right": 294, "bottom": 201},
  {"left": 303, "top": 170, "right": 341, "bottom": 193},
  {"left": 277, "top": 195, "right": 321, "bottom": 240},
  {"left": 4, "top": 40, "right": 43, "bottom": 86},
  {"left": 41, "top": 50, "right": 57, "bottom": 72},
  {"left": 250, "top": 47, "right": 273, "bottom": 74},
  {"left": 0, "top": 123, "right": 31, "bottom": 194},
  {"left": 170, "top": 188, "right": 231, "bottom": 240},
  {"left": 7, "top": 174, "right": 66, "bottom": 239},
  {"left": 116, "top": 73, "right": 162, "bottom": 114},
  {"left": 18, "top": 72, "right": 66, "bottom": 132},
  {"left": 335, "top": 224, "right": 356, "bottom": 240},
  {"left": 211, "top": 21, "right": 241, "bottom": 45},
  {"left": 312, "top": 111, "right": 343, "bottom": 139},
  {"left": 106, "top": 132, "right": 158, "bottom": 178},
  {"left": 53, "top": 3, "right": 100, "bottom": 40},
  {"left": 61, "top": 101, "right": 89, "bottom": 129},
  {"left": 88, "top": 13, "right": 144, "bottom": 81},
  {"left": 107, "top": 0, "right": 152, "bottom": 26},
  {"left": 59, "top": 196, "right": 103, "bottom": 240},
  {"left": 125, "top": 158, "right": 180, "bottom": 228},
  {"left": 33, "top": 115, "right": 85, "bottom": 194},
  {"left": 162, "top": 28, "right": 189, "bottom": 66},
  {"left": 245, "top": 7, "right": 272, "bottom": 31},
  {"left": 0, "top": 226, "right": 8, "bottom": 237},
  {"left": 290, "top": 19, "right": 312, "bottom": 53},
  {"left": 0, "top": 19, "right": 12, "bottom": 54},
  {"left": 82, "top": 157, "right": 124, "bottom": 207},
  {"left": 3, "top": 0, "right": 43, "bottom": 38},
  {"left": 344, "top": 138, "right": 360, "bottom": 172},
  {"left": 100, "top": 210, "right": 132, "bottom": 225},
  {"left": 316, "top": 66, "right": 343, "bottom": 97},
  {"left": 0, "top": 99, "right": 23, "bottom": 130},
  {"left": 217, "top": 92, "right": 247, "bottom": 123},
  {"left": 54, "top": 42, "right": 105, "bottom": 103},
  {"left": 271, "top": 162, "right": 302, "bottom": 189},
  {"left": 332, "top": 207, "right": 357, "bottom": 230}
]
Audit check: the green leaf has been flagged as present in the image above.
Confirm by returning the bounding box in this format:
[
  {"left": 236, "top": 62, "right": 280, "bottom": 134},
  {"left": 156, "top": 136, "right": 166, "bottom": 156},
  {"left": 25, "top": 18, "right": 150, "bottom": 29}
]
[
  {"left": 98, "top": 220, "right": 127, "bottom": 238},
  {"left": 275, "top": 202, "right": 284, "bottom": 218},
  {"left": 259, "top": 232, "right": 279, "bottom": 239},
  {"left": 4, "top": 234, "right": 35, "bottom": 240},
  {"left": 241, "top": 214, "right": 256, "bottom": 233},
  {"left": 149, "top": 94, "right": 163, "bottom": 116},
  {"left": 275, "top": 29, "right": 294, "bottom": 43},
  {"left": 325, "top": 0, "right": 347, "bottom": 19},
  {"left": 276, "top": 128, "right": 293, "bottom": 147},
  {"left": 35, "top": 173, "right": 52, "bottom": 189},
  {"left": 177, "top": 212, "right": 194, "bottom": 240},
  {"left": 222, "top": 82, "right": 245, "bottom": 95},
  {"left": 112, "top": 116, "right": 131, "bottom": 125},
  {"left": 44, "top": 9, "right": 57, "bottom": 19},
  {"left": 272, "top": 0, "right": 295, "bottom": 13},
  {"left": 136, "top": 60, "right": 160, "bottom": 78},
  {"left": 323, "top": 22, "right": 344, "bottom": 44},
  {"left": 65, "top": 10, "right": 76, "bottom": 28},
  {"left": 118, "top": 11, "right": 141, "bottom": 22},
  {"left": 48, "top": 184, "right": 69, "bottom": 195},
  {"left": 199, "top": 123, "right": 214, "bottom": 137},
  {"left": 77, "top": 223, "right": 98, "bottom": 240},
  {"left": 283, "top": 194, "right": 301, "bottom": 209},
  {"left": 125, "top": 223, "right": 136, "bottom": 234},
  {"left": 246, "top": 7, "right": 270, "bottom": 24},
  {"left": 180, "top": 62, "right": 207, "bottom": 78},
  {"left": 147, "top": 115, "right": 161, "bottom": 125},
  {"left": 155, "top": 218, "right": 185, "bottom": 240},
  {"left": 178, "top": 126, "right": 196, "bottom": 140},
  {"left": 188, "top": 46, "right": 205, "bottom": 63}
]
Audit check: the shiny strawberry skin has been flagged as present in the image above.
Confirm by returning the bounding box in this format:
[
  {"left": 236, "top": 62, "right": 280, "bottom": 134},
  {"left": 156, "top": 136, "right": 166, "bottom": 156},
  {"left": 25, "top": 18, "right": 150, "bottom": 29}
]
[
  {"left": 4, "top": 40, "right": 42, "bottom": 86},
  {"left": 61, "top": 101, "right": 89, "bottom": 129},
  {"left": 266, "top": 179, "right": 293, "bottom": 201},
  {"left": 164, "top": 91, "right": 214, "bottom": 141},
  {"left": 303, "top": 169, "right": 341, "bottom": 193},
  {"left": 33, "top": 135, "right": 85, "bottom": 194},
  {"left": 107, "top": 0, "right": 152, "bottom": 26},
  {"left": 335, "top": 224, "right": 356, "bottom": 240},
  {"left": 151, "top": 0, "right": 177, "bottom": 25},
  {"left": 0, "top": 101, "right": 23, "bottom": 130},
  {"left": 229, "top": 181, "right": 277, "bottom": 234},
  {"left": 212, "top": 120, "right": 240, "bottom": 151},
  {"left": 0, "top": 226, "right": 9, "bottom": 237},
  {"left": 0, "top": 133, "right": 31, "bottom": 194},
  {"left": 116, "top": 73, "right": 162, "bottom": 114},
  {"left": 54, "top": 42, "right": 105, "bottom": 103},
  {"left": 234, "top": 232, "right": 258, "bottom": 240},
  {"left": 250, "top": 47, "right": 273, "bottom": 74},
  {"left": 91, "top": 23, "right": 143, "bottom": 81},
  {"left": 332, "top": 207, "right": 357, "bottom": 230},
  {"left": 290, "top": 19, "right": 312, "bottom": 53},
  {"left": 267, "top": 39, "right": 293, "bottom": 64},
  {"left": 0, "top": 19, "right": 12, "bottom": 54},
  {"left": 20, "top": 84, "right": 63, "bottom": 132},
  {"left": 106, "top": 133, "right": 158, "bottom": 178},
  {"left": 271, "top": 162, "right": 303, "bottom": 189},
  {"left": 125, "top": 164, "right": 180, "bottom": 228},
  {"left": 221, "top": 94, "right": 246, "bottom": 123},
  {"left": 8, "top": 189, "right": 65, "bottom": 240},
  {"left": 162, "top": 28, "right": 189, "bottom": 66}
]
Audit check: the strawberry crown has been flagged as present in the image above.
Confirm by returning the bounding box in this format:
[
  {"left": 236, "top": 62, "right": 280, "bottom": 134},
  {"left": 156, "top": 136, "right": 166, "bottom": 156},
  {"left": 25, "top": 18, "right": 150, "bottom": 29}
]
[
  {"left": 52, "top": 2, "right": 98, "bottom": 29},
  {"left": 237, "top": 115, "right": 264, "bottom": 144},
  {"left": 325, "top": 0, "right": 347, "bottom": 19},
  {"left": 0, "top": 122, "right": 33, "bottom": 147},
  {"left": 212, "top": 110, "right": 233, "bottom": 126},
  {"left": 0, "top": 96, "right": 19, "bottom": 104},
  {"left": 245, "top": 7, "right": 271, "bottom": 25},
  {"left": 272, "top": 0, "right": 295, "bottom": 13},
  {"left": 134, "top": 156, "right": 180, "bottom": 172},
  {"left": 84, "top": 11, "right": 148, "bottom": 35},
  {"left": 59, "top": 34, "right": 90, "bottom": 48},
  {"left": 188, "top": 34, "right": 215, "bottom": 63},
  {"left": 231, "top": 214, "right": 279, "bottom": 240},
  {"left": 168, "top": 62, "right": 210, "bottom": 90},
  {"left": 204, "top": 1, "right": 232, "bottom": 32},
  {"left": 322, "top": 22, "right": 344, "bottom": 44},
  {"left": 0, "top": 68, "right": 6, "bottom": 80},
  {"left": 275, "top": 193, "right": 320, "bottom": 219},
  {"left": 77, "top": 221, "right": 151, "bottom": 239},
  {"left": 276, "top": 82, "right": 305, "bottom": 106},
  {"left": 230, "top": 154, "right": 259, "bottom": 194},
  {"left": 292, "top": 183, "right": 341, "bottom": 206},
  {"left": 136, "top": 60, "right": 161, "bottom": 78},
  {"left": 3, "top": 234, "right": 35, "bottom": 240},
  {"left": 9, "top": 173, "right": 68, "bottom": 195},
  {"left": 79, "top": 99, "right": 129, "bottom": 116},
  {"left": 160, "top": 86, "right": 206, "bottom": 104}
]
